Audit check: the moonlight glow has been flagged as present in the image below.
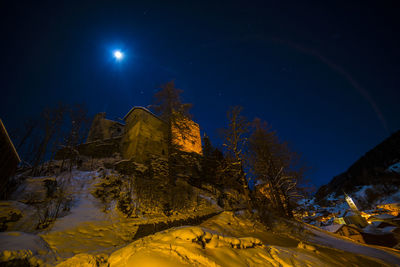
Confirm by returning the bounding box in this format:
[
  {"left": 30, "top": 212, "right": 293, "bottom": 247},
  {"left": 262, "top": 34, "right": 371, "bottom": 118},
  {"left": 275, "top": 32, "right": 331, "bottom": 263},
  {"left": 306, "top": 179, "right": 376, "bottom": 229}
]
[{"left": 113, "top": 50, "right": 124, "bottom": 60}]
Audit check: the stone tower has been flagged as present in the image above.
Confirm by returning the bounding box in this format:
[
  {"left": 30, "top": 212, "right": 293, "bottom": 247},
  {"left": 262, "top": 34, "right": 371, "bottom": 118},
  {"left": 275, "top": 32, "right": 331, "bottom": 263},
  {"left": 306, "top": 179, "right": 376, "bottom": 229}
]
[
  {"left": 344, "top": 192, "right": 359, "bottom": 213},
  {"left": 86, "top": 106, "right": 202, "bottom": 162}
]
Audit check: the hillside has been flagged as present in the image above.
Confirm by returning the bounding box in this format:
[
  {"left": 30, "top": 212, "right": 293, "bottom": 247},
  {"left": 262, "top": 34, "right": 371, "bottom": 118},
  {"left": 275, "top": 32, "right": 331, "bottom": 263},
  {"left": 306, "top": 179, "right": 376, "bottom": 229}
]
[
  {"left": 0, "top": 156, "right": 399, "bottom": 266},
  {"left": 1, "top": 157, "right": 399, "bottom": 266},
  {"left": 316, "top": 130, "right": 400, "bottom": 201}
]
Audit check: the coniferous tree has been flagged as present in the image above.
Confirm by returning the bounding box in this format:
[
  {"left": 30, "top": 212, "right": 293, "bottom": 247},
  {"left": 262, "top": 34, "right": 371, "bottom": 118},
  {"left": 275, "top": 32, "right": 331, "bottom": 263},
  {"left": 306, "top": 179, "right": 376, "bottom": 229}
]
[
  {"left": 151, "top": 80, "right": 193, "bottom": 184},
  {"left": 202, "top": 133, "right": 214, "bottom": 159},
  {"left": 201, "top": 133, "right": 222, "bottom": 185}
]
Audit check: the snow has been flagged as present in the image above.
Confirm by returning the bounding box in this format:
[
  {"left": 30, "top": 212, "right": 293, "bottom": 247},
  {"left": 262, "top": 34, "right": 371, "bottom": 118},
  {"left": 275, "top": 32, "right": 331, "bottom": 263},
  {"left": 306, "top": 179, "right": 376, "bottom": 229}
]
[
  {"left": 306, "top": 225, "right": 400, "bottom": 266},
  {"left": 56, "top": 253, "right": 108, "bottom": 267},
  {"left": 377, "top": 191, "right": 400, "bottom": 205},
  {"left": 0, "top": 231, "right": 56, "bottom": 265},
  {"left": 54, "top": 211, "right": 399, "bottom": 266},
  {"left": 46, "top": 171, "right": 109, "bottom": 232},
  {"left": 371, "top": 214, "right": 396, "bottom": 220},
  {"left": 326, "top": 193, "right": 337, "bottom": 202},
  {"left": 371, "top": 221, "right": 383, "bottom": 227},
  {"left": 106, "top": 225, "right": 326, "bottom": 267},
  {"left": 2, "top": 167, "right": 400, "bottom": 266},
  {"left": 321, "top": 224, "right": 343, "bottom": 233},
  {"left": 198, "top": 194, "right": 218, "bottom": 206},
  {"left": 36, "top": 169, "right": 222, "bottom": 259},
  {"left": 387, "top": 162, "right": 400, "bottom": 173},
  {"left": 362, "top": 224, "right": 389, "bottom": 234},
  {"left": 380, "top": 226, "right": 398, "bottom": 233}
]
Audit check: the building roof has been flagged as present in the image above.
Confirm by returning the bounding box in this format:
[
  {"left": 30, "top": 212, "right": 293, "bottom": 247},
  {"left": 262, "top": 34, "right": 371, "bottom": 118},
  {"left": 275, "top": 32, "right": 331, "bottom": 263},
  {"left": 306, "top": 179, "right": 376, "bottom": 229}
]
[
  {"left": 0, "top": 119, "right": 21, "bottom": 163},
  {"left": 322, "top": 224, "right": 344, "bottom": 233},
  {"left": 378, "top": 203, "right": 400, "bottom": 208},
  {"left": 371, "top": 214, "right": 396, "bottom": 220},
  {"left": 381, "top": 226, "right": 398, "bottom": 233},
  {"left": 122, "top": 106, "right": 200, "bottom": 128},
  {"left": 371, "top": 221, "right": 384, "bottom": 228},
  {"left": 338, "top": 209, "right": 358, "bottom": 218},
  {"left": 123, "top": 106, "right": 163, "bottom": 121}
]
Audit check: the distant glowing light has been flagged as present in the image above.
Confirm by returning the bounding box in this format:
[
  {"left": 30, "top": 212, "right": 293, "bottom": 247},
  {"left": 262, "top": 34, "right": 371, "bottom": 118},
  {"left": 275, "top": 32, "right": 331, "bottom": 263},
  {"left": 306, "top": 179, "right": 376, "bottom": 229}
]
[{"left": 113, "top": 50, "right": 124, "bottom": 60}]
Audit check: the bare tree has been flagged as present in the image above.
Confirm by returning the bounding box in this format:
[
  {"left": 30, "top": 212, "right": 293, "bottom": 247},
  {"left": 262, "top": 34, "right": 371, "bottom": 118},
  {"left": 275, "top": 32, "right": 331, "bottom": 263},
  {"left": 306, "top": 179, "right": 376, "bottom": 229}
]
[
  {"left": 31, "top": 103, "right": 67, "bottom": 176},
  {"left": 16, "top": 119, "right": 38, "bottom": 151},
  {"left": 35, "top": 178, "right": 71, "bottom": 229},
  {"left": 7, "top": 118, "right": 39, "bottom": 166},
  {"left": 248, "top": 118, "right": 304, "bottom": 217},
  {"left": 61, "top": 104, "right": 90, "bottom": 172},
  {"left": 220, "top": 106, "right": 252, "bottom": 209}
]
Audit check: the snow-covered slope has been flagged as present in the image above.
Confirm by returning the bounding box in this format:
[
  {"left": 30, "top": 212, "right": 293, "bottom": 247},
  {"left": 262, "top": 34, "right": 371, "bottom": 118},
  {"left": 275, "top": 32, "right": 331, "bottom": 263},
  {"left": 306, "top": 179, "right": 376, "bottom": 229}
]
[
  {"left": 32, "top": 169, "right": 220, "bottom": 258},
  {"left": 306, "top": 224, "right": 400, "bottom": 266},
  {"left": 0, "top": 167, "right": 221, "bottom": 263},
  {"left": 2, "top": 167, "right": 400, "bottom": 266},
  {"left": 55, "top": 212, "right": 399, "bottom": 266}
]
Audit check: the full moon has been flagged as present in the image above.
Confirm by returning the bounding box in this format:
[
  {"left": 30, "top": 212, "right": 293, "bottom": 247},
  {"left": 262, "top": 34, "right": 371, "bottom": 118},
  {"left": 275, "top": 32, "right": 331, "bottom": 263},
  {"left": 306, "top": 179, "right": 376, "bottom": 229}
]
[{"left": 113, "top": 50, "right": 123, "bottom": 60}]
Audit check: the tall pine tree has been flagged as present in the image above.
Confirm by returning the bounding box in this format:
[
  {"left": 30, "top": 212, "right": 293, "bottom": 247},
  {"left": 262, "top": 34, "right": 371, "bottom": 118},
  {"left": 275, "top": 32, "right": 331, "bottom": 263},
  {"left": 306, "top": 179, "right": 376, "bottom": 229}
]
[{"left": 152, "top": 81, "right": 193, "bottom": 184}]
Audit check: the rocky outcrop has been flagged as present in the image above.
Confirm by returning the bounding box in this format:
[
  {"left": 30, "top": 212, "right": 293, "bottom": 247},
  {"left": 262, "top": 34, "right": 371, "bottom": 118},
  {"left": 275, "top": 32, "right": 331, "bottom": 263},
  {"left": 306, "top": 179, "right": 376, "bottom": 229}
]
[{"left": 133, "top": 211, "right": 221, "bottom": 240}]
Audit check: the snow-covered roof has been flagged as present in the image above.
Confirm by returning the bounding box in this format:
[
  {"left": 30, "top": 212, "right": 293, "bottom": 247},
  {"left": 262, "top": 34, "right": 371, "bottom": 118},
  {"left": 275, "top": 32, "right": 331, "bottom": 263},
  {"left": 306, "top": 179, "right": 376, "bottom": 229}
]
[
  {"left": 322, "top": 224, "right": 344, "bottom": 233},
  {"left": 363, "top": 224, "right": 381, "bottom": 234},
  {"left": 345, "top": 211, "right": 359, "bottom": 217},
  {"left": 380, "top": 226, "right": 397, "bottom": 233},
  {"left": 123, "top": 106, "right": 161, "bottom": 121},
  {"left": 338, "top": 209, "right": 358, "bottom": 218},
  {"left": 387, "top": 162, "right": 400, "bottom": 173},
  {"left": 371, "top": 221, "right": 383, "bottom": 227},
  {"left": 371, "top": 214, "right": 396, "bottom": 220},
  {"left": 254, "top": 180, "right": 266, "bottom": 186}
]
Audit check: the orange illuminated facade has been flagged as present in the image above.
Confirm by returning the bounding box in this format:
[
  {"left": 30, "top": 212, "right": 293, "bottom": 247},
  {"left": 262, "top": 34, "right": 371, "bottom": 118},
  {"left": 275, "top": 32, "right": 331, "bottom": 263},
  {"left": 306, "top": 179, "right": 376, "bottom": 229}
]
[
  {"left": 87, "top": 107, "right": 202, "bottom": 162},
  {"left": 172, "top": 117, "right": 202, "bottom": 155}
]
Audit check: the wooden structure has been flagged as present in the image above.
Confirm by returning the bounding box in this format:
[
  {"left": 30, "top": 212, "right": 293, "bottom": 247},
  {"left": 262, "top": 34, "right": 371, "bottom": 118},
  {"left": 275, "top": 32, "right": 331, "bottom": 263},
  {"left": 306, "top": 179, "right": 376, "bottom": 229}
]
[
  {"left": 324, "top": 224, "right": 365, "bottom": 243},
  {"left": 377, "top": 203, "right": 400, "bottom": 217},
  {"left": 0, "top": 119, "right": 20, "bottom": 198},
  {"left": 86, "top": 112, "right": 124, "bottom": 142},
  {"left": 335, "top": 210, "right": 368, "bottom": 228}
]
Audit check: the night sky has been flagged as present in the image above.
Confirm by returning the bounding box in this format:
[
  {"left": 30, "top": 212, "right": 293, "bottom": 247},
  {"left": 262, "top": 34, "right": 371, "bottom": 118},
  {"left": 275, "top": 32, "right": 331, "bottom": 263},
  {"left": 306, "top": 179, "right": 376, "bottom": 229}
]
[{"left": 1, "top": 1, "right": 399, "bottom": 188}]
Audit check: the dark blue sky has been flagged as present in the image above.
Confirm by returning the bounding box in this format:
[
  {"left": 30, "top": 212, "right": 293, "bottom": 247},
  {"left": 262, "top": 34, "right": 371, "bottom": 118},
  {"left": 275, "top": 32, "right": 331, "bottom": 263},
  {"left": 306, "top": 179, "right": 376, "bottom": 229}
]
[{"left": 1, "top": 1, "right": 399, "bottom": 188}]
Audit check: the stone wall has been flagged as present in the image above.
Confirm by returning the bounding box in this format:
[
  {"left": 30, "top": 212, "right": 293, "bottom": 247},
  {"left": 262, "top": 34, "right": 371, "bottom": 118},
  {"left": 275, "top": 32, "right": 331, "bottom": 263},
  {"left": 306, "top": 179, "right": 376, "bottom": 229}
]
[
  {"left": 85, "top": 107, "right": 202, "bottom": 163},
  {"left": 120, "top": 108, "right": 168, "bottom": 163},
  {"left": 86, "top": 113, "right": 124, "bottom": 143},
  {"left": 172, "top": 117, "right": 202, "bottom": 155},
  {"left": 55, "top": 138, "right": 122, "bottom": 159}
]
